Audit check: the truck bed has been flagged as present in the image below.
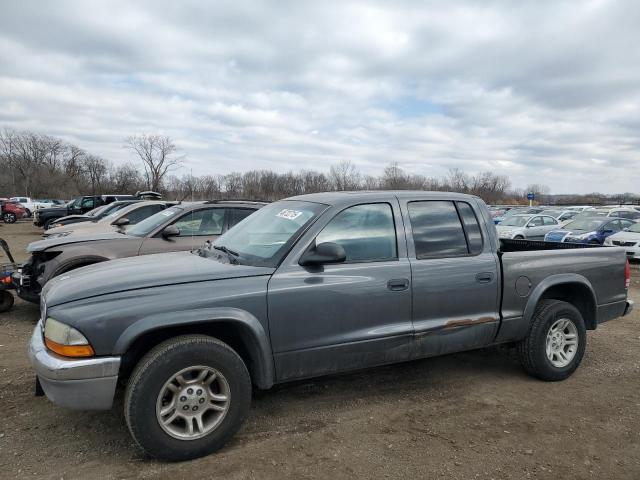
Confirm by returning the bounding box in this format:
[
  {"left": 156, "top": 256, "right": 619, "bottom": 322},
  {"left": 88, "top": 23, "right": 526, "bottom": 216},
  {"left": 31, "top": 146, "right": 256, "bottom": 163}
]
[{"left": 499, "top": 238, "right": 599, "bottom": 252}]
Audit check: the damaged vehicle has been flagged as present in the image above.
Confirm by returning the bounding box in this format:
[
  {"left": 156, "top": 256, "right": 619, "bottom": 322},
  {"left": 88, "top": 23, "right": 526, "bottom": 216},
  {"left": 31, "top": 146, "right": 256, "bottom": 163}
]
[
  {"left": 28, "top": 191, "right": 632, "bottom": 461},
  {"left": 16, "top": 200, "right": 264, "bottom": 302}
]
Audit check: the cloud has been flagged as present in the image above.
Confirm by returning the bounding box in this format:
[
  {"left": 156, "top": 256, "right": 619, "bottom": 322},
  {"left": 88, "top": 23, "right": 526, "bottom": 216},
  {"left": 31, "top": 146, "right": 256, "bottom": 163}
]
[{"left": 0, "top": 0, "right": 638, "bottom": 193}]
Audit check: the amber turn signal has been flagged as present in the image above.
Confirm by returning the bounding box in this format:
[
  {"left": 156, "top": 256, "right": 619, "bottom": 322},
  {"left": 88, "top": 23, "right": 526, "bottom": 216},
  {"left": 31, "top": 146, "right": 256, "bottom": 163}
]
[{"left": 45, "top": 338, "right": 95, "bottom": 358}]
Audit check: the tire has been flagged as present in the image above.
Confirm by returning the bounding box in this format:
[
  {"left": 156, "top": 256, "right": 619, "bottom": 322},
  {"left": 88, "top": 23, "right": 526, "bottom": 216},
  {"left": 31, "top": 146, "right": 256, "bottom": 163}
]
[
  {"left": 0, "top": 291, "right": 14, "bottom": 312},
  {"left": 24, "top": 208, "right": 32, "bottom": 218},
  {"left": 43, "top": 218, "right": 56, "bottom": 230},
  {"left": 3, "top": 213, "right": 16, "bottom": 224},
  {"left": 124, "top": 335, "right": 252, "bottom": 461},
  {"left": 513, "top": 235, "right": 524, "bottom": 240},
  {"left": 517, "top": 300, "right": 586, "bottom": 381}
]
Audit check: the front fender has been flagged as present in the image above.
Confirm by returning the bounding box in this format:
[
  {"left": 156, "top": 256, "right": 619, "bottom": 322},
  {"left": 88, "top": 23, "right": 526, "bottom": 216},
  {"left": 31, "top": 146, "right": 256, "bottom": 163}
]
[{"left": 114, "top": 307, "right": 275, "bottom": 389}]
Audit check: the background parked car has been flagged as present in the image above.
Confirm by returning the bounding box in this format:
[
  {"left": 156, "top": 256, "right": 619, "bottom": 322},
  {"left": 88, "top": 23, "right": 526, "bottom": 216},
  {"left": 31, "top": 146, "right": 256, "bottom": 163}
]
[
  {"left": 9, "top": 197, "right": 54, "bottom": 217},
  {"left": 604, "top": 221, "right": 640, "bottom": 258},
  {"left": 572, "top": 207, "right": 640, "bottom": 222},
  {"left": 540, "top": 209, "right": 579, "bottom": 225},
  {"left": 0, "top": 199, "right": 27, "bottom": 223},
  {"left": 34, "top": 194, "right": 138, "bottom": 229},
  {"left": 44, "top": 201, "right": 176, "bottom": 238},
  {"left": 45, "top": 200, "right": 143, "bottom": 229},
  {"left": 16, "top": 200, "right": 267, "bottom": 302},
  {"left": 544, "top": 217, "right": 636, "bottom": 244},
  {"left": 495, "top": 214, "right": 560, "bottom": 239}
]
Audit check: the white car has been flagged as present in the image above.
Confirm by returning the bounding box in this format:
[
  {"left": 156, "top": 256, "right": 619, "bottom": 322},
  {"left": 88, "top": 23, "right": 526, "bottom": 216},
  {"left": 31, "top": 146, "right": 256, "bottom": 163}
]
[
  {"left": 540, "top": 209, "right": 579, "bottom": 226},
  {"left": 604, "top": 222, "right": 640, "bottom": 259},
  {"left": 9, "top": 197, "right": 55, "bottom": 216},
  {"left": 495, "top": 214, "right": 561, "bottom": 240}
]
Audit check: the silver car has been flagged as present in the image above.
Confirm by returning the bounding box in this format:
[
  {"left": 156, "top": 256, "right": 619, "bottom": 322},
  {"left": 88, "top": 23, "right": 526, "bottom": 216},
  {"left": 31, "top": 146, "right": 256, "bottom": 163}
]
[{"left": 496, "top": 214, "right": 560, "bottom": 240}]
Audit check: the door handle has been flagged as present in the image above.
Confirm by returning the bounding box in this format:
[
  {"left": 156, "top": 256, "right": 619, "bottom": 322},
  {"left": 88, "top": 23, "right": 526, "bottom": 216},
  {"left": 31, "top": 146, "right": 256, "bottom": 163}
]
[
  {"left": 475, "top": 272, "right": 494, "bottom": 284},
  {"left": 387, "top": 278, "right": 410, "bottom": 291}
]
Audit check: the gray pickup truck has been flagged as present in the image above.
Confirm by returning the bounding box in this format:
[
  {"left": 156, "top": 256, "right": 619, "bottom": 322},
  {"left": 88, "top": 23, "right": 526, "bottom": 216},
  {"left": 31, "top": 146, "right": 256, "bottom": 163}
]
[{"left": 28, "top": 191, "right": 633, "bottom": 461}]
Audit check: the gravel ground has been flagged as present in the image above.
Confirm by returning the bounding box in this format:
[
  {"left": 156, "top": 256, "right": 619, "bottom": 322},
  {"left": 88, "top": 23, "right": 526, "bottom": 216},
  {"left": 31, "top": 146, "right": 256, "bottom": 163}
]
[{"left": 0, "top": 220, "right": 639, "bottom": 479}]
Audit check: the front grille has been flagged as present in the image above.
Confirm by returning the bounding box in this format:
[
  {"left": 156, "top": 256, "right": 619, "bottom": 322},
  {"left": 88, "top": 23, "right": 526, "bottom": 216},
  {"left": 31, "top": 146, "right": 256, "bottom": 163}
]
[{"left": 613, "top": 240, "right": 637, "bottom": 247}]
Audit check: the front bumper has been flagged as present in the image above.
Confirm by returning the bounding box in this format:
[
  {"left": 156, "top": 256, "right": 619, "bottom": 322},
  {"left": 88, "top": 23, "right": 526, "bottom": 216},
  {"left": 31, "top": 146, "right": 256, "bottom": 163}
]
[{"left": 28, "top": 321, "right": 120, "bottom": 410}]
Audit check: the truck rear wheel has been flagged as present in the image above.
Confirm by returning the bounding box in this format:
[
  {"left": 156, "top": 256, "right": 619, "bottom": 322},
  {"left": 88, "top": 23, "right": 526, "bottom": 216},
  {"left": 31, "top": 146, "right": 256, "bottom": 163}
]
[
  {"left": 517, "top": 300, "right": 586, "bottom": 381},
  {"left": 124, "top": 335, "right": 252, "bottom": 461}
]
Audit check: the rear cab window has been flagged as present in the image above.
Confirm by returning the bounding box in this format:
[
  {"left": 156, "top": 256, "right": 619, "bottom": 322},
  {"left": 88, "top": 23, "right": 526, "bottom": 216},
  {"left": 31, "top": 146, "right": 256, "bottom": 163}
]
[{"left": 407, "top": 200, "right": 484, "bottom": 259}]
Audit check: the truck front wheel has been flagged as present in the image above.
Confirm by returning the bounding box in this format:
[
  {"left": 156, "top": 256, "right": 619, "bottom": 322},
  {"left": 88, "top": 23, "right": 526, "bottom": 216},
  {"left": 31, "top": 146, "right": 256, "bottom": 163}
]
[
  {"left": 124, "top": 335, "right": 252, "bottom": 461},
  {"left": 516, "top": 300, "right": 586, "bottom": 381}
]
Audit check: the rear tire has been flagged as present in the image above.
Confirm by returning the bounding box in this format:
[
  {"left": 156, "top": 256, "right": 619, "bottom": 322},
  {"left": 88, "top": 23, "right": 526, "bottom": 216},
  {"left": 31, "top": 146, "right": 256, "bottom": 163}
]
[
  {"left": 517, "top": 300, "right": 586, "bottom": 381},
  {"left": 513, "top": 235, "right": 524, "bottom": 239},
  {"left": 24, "top": 208, "right": 32, "bottom": 218},
  {"left": 0, "top": 291, "right": 14, "bottom": 312},
  {"left": 43, "top": 218, "right": 56, "bottom": 230},
  {"left": 125, "top": 335, "right": 252, "bottom": 461},
  {"left": 3, "top": 213, "right": 16, "bottom": 224}
]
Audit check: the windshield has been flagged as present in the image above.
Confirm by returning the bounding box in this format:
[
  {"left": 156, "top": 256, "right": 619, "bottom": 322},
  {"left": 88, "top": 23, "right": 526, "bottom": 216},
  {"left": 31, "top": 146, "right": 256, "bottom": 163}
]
[
  {"left": 205, "top": 200, "right": 327, "bottom": 267},
  {"left": 626, "top": 222, "right": 640, "bottom": 233},
  {"left": 99, "top": 203, "right": 134, "bottom": 222},
  {"left": 564, "top": 219, "right": 603, "bottom": 231},
  {"left": 86, "top": 204, "right": 111, "bottom": 217},
  {"left": 127, "top": 206, "right": 183, "bottom": 237},
  {"left": 500, "top": 216, "right": 530, "bottom": 227}
]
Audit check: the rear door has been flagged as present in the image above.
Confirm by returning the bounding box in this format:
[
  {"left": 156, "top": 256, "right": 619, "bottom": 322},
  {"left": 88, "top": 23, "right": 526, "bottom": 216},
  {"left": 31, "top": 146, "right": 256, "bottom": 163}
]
[
  {"left": 139, "top": 207, "right": 227, "bottom": 254},
  {"left": 225, "top": 208, "right": 256, "bottom": 231},
  {"left": 402, "top": 199, "right": 500, "bottom": 358},
  {"left": 525, "top": 215, "right": 545, "bottom": 238}
]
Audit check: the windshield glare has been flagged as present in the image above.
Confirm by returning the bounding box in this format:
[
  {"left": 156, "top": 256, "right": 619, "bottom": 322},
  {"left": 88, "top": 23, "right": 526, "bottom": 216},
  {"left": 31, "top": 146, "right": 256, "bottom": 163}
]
[
  {"left": 626, "top": 222, "right": 640, "bottom": 233},
  {"left": 564, "top": 219, "right": 603, "bottom": 231},
  {"left": 127, "top": 206, "right": 183, "bottom": 237},
  {"left": 500, "top": 216, "right": 529, "bottom": 227},
  {"left": 209, "top": 200, "right": 326, "bottom": 267}
]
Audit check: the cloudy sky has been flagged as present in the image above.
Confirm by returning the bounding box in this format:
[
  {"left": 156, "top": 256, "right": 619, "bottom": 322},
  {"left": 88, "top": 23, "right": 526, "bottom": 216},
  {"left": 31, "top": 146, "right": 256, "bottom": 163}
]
[{"left": 1, "top": 0, "right": 638, "bottom": 193}]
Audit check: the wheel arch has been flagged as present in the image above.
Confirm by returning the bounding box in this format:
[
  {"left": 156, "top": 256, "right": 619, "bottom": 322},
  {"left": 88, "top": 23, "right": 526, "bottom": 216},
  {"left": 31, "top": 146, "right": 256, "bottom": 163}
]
[
  {"left": 115, "top": 309, "right": 275, "bottom": 390},
  {"left": 524, "top": 274, "right": 597, "bottom": 330}
]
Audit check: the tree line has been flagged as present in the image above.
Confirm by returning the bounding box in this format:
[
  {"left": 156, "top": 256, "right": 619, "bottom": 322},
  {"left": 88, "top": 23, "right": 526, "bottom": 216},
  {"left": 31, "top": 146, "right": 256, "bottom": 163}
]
[{"left": 0, "top": 127, "right": 633, "bottom": 206}]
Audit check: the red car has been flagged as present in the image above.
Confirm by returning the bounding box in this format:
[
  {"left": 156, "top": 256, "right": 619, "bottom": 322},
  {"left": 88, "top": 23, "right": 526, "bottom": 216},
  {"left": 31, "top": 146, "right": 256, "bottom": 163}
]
[{"left": 0, "top": 199, "right": 27, "bottom": 223}]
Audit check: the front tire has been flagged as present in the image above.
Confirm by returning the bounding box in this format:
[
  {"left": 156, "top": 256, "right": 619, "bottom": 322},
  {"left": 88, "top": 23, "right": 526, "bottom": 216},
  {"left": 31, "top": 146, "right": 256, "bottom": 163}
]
[
  {"left": 3, "top": 212, "right": 16, "bottom": 224},
  {"left": 517, "top": 300, "right": 586, "bottom": 381},
  {"left": 125, "top": 335, "right": 252, "bottom": 461}
]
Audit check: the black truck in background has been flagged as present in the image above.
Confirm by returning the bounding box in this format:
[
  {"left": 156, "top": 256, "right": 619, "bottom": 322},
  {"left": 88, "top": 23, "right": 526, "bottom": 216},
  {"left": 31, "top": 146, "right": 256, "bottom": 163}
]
[{"left": 33, "top": 192, "right": 160, "bottom": 229}]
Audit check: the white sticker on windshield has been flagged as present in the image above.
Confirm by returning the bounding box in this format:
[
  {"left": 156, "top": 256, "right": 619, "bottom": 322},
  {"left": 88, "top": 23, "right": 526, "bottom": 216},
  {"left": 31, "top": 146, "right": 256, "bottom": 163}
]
[
  {"left": 276, "top": 209, "right": 303, "bottom": 220},
  {"left": 161, "top": 210, "right": 175, "bottom": 216}
]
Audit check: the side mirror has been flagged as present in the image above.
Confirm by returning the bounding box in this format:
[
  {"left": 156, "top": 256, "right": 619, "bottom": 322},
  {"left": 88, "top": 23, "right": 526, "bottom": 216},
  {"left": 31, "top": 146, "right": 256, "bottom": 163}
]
[
  {"left": 161, "top": 225, "right": 180, "bottom": 239},
  {"left": 299, "top": 242, "right": 346, "bottom": 266},
  {"left": 112, "top": 217, "right": 130, "bottom": 227}
]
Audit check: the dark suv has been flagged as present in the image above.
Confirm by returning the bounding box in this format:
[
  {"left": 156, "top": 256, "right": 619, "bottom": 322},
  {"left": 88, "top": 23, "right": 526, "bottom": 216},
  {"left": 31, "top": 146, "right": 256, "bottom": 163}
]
[
  {"left": 33, "top": 195, "right": 137, "bottom": 229},
  {"left": 16, "top": 200, "right": 266, "bottom": 302}
]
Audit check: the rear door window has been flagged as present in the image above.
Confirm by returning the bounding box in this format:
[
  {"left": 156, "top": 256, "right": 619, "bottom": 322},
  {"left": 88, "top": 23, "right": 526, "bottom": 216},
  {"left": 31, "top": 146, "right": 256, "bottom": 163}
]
[
  {"left": 408, "top": 201, "right": 470, "bottom": 258},
  {"left": 227, "top": 208, "right": 255, "bottom": 229}
]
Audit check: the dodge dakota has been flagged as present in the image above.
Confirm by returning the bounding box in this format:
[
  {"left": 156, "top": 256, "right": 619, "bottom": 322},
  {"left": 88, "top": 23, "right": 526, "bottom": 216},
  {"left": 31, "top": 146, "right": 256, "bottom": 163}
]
[{"left": 28, "top": 191, "right": 633, "bottom": 461}]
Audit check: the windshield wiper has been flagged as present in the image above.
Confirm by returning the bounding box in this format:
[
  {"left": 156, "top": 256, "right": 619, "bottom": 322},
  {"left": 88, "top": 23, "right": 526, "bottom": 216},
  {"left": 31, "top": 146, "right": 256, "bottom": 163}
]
[{"left": 212, "top": 244, "right": 240, "bottom": 264}]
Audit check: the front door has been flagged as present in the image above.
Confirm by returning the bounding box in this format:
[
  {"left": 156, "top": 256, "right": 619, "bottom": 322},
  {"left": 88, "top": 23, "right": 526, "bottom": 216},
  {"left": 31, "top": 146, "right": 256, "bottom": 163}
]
[
  {"left": 401, "top": 199, "right": 500, "bottom": 358},
  {"left": 268, "top": 201, "right": 413, "bottom": 382}
]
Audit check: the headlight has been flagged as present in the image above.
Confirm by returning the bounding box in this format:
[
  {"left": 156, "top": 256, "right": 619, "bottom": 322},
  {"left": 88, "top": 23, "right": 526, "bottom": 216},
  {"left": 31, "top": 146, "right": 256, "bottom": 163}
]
[
  {"left": 576, "top": 231, "right": 595, "bottom": 240},
  {"left": 43, "top": 317, "right": 94, "bottom": 357}
]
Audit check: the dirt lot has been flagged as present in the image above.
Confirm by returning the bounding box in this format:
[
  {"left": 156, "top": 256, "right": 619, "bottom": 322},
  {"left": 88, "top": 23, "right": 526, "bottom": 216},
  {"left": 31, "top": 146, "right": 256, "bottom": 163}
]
[{"left": 0, "top": 220, "right": 639, "bottom": 479}]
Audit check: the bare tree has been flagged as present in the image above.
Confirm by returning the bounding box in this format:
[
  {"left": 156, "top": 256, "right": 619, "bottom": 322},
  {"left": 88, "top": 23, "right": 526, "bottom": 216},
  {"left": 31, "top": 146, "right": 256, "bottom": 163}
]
[
  {"left": 125, "top": 134, "right": 182, "bottom": 192},
  {"left": 329, "top": 160, "right": 361, "bottom": 191},
  {"left": 84, "top": 155, "right": 108, "bottom": 195}
]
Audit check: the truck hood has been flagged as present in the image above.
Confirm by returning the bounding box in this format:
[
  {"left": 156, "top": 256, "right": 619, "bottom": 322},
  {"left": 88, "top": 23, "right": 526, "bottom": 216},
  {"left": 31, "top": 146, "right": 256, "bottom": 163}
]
[
  {"left": 35, "top": 206, "right": 68, "bottom": 215},
  {"left": 28, "top": 232, "right": 133, "bottom": 252},
  {"left": 43, "top": 251, "right": 275, "bottom": 307}
]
